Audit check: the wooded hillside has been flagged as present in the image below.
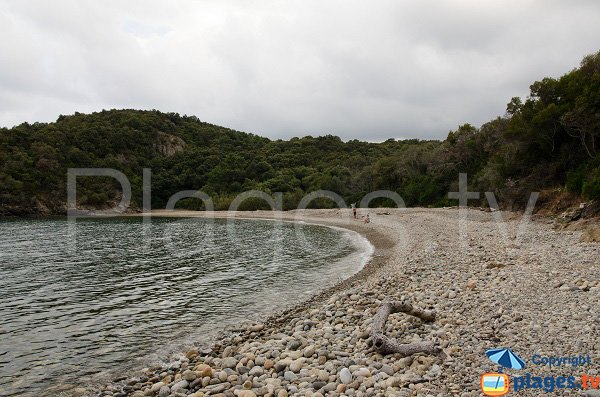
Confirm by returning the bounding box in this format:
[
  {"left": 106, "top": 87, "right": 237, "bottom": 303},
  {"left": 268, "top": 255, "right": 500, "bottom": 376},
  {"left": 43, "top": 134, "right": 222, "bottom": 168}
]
[{"left": 1, "top": 51, "right": 599, "bottom": 215}]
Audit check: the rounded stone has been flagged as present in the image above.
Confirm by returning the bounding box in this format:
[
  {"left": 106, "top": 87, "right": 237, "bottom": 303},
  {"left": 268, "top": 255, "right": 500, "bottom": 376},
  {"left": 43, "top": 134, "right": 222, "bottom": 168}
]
[
  {"left": 196, "top": 364, "right": 213, "bottom": 378},
  {"left": 339, "top": 367, "right": 352, "bottom": 384},
  {"left": 183, "top": 370, "right": 197, "bottom": 381},
  {"left": 249, "top": 366, "right": 264, "bottom": 377},
  {"left": 277, "top": 390, "right": 288, "bottom": 397},
  {"left": 158, "top": 386, "right": 171, "bottom": 397},
  {"left": 317, "top": 370, "right": 329, "bottom": 382},
  {"left": 221, "top": 357, "right": 238, "bottom": 369},
  {"left": 264, "top": 359, "right": 274, "bottom": 370},
  {"left": 284, "top": 371, "right": 298, "bottom": 382},
  {"left": 150, "top": 382, "right": 165, "bottom": 393},
  {"left": 354, "top": 368, "right": 370, "bottom": 377},
  {"left": 303, "top": 345, "right": 316, "bottom": 358},
  {"left": 289, "top": 359, "right": 303, "bottom": 373},
  {"left": 170, "top": 380, "right": 189, "bottom": 392}
]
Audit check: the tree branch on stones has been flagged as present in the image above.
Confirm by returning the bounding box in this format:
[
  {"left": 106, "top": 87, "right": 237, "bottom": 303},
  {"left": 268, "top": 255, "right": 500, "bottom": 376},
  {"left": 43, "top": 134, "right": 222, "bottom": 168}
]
[{"left": 370, "top": 301, "right": 443, "bottom": 357}]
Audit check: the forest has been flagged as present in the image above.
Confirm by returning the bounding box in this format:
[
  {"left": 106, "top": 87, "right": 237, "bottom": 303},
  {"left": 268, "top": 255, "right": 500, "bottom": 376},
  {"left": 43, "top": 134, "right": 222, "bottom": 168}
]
[{"left": 1, "top": 51, "right": 599, "bottom": 215}]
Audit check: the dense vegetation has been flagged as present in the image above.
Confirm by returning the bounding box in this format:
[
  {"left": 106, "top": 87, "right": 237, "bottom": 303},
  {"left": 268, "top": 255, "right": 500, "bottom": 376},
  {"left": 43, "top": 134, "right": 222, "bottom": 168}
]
[{"left": 1, "top": 51, "right": 599, "bottom": 215}]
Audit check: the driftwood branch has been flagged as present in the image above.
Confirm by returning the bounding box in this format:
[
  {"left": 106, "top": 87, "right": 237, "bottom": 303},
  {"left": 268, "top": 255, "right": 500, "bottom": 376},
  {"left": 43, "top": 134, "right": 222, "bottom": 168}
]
[{"left": 370, "top": 301, "right": 441, "bottom": 357}]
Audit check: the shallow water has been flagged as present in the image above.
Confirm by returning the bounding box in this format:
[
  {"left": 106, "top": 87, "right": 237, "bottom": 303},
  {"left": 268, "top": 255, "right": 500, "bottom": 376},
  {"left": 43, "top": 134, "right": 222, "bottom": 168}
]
[{"left": 0, "top": 216, "right": 372, "bottom": 396}]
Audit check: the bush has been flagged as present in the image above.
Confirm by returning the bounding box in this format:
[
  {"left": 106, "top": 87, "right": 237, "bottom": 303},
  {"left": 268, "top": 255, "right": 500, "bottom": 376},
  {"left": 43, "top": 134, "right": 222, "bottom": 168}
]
[
  {"left": 566, "top": 167, "right": 586, "bottom": 194},
  {"left": 582, "top": 167, "right": 600, "bottom": 200}
]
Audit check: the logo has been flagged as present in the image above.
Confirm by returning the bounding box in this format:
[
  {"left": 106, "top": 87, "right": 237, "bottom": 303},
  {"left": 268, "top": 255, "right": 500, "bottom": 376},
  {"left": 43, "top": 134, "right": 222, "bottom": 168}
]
[
  {"left": 485, "top": 348, "right": 526, "bottom": 370},
  {"left": 481, "top": 347, "right": 523, "bottom": 396},
  {"left": 480, "top": 348, "right": 598, "bottom": 394},
  {"left": 481, "top": 373, "right": 510, "bottom": 396}
]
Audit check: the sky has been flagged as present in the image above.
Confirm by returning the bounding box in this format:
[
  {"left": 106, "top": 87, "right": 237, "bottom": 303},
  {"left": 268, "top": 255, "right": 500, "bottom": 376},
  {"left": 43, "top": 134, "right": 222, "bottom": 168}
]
[{"left": 1, "top": 1, "right": 599, "bottom": 141}]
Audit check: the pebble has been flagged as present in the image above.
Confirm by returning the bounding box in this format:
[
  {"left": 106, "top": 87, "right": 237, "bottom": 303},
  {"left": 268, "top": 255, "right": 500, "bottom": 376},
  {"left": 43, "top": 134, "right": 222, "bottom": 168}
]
[
  {"left": 289, "top": 359, "right": 303, "bottom": 373},
  {"left": 221, "top": 357, "right": 238, "bottom": 369},
  {"left": 158, "top": 386, "right": 170, "bottom": 397},
  {"left": 277, "top": 390, "right": 288, "bottom": 397},
  {"left": 339, "top": 367, "right": 352, "bottom": 384},
  {"left": 284, "top": 371, "right": 298, "bottom": 382},
  {"left": 303, "top": 345, "right": 316, "bottom": 358},
  {"left": 150, "top": 382, "right": 164, "bottom": 393},
  {"left": 89, "top": 210, "right": 599, "bottom": 397},
  {"left": 170, "top": 379, "right": 188, "bottom": 392},
  {"left": 249, "top": 366, "right": 264, "bottom": 377}
]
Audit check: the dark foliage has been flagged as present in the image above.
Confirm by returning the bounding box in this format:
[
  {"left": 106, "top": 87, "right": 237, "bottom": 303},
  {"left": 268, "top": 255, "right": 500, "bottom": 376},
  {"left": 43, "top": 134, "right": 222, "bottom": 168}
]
[{"left": 1, "top": 51, "right": 599, "bottom": 215}]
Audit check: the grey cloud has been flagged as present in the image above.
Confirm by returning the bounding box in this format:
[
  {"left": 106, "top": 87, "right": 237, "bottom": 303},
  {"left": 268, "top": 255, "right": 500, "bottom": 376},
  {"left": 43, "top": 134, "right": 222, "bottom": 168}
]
[{"left": 0, "top": 0, "right": 599, "bottom": 141}]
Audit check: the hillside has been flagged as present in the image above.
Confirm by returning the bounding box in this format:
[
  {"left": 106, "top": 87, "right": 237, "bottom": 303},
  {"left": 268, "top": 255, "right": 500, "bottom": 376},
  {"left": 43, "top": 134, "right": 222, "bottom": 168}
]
[{"left": 1, "top": 51, "right": 599, "bottom": 216}]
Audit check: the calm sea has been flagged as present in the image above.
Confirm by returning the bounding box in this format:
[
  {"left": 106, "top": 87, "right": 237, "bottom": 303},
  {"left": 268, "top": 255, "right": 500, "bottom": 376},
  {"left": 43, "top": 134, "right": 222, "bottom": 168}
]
[{"left": 0, "top": 216, "right": 372, "bottom": 396}]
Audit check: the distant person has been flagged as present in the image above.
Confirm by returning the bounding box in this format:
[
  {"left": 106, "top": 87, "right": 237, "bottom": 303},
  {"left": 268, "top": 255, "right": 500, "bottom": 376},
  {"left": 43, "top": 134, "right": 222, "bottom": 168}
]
[
  {"left": 364, "top": 213, "right": 370, "bottom": 223},
  {"left": 351, "top": 203, "right": 357, "bottom": 219}
]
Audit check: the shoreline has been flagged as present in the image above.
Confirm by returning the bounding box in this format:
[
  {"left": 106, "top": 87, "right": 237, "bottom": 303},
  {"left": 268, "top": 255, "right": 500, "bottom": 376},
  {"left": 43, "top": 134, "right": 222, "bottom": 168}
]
[
  {"left": 126, "top": 209, "right": 392, "bottom": 335},
  {"left": 75, "top": 209, "right": 598, "bottom": 396},
  {"left": 47, "top": 212, "right": 378, "bottom": 397},
  {"left": 88, "top": 210, "right": 396, "bottom": 397}
]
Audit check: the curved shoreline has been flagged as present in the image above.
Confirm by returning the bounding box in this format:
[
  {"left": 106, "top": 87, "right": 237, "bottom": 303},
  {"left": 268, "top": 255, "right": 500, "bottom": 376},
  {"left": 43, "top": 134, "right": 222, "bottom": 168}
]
[
  {"left": 73, "top": 211, "right": 382, "bottom": 397},
  {"left": 139, "top": 210, "right": 392, "bottom": 328},
  {"left": 87, "top": 210, "right": 391, "bottom": 396},
  {"left": 25, "top": 212, "right": 377, "bottom": 397},
  {"left": 94, "top": 208, "right": 599, "bottom": 397},
  {"left": 128, "top": 210, "right": 388, "bottom": 336}
]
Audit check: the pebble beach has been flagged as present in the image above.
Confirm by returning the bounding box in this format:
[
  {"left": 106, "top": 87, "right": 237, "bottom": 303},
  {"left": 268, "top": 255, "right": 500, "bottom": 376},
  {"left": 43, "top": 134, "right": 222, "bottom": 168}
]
[{"left": 91, "top": 208, "right": 599, "bottom": 397}]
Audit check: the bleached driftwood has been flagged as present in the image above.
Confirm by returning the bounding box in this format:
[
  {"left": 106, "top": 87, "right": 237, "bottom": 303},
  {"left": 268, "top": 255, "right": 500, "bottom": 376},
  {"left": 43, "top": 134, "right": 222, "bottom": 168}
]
[{"left": 370, "top": 301, "right": 441, "bottom": 356}]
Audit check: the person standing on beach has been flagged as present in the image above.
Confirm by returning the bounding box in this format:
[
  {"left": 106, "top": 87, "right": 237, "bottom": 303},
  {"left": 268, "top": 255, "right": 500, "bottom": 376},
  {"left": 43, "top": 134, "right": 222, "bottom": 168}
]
[{"left": 351, "top": 203, "right": 357, "bottom": 219}]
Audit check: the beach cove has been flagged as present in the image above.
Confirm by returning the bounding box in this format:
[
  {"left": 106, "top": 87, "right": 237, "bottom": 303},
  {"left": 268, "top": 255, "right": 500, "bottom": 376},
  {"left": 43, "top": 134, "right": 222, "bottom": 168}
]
[
  {"left": 93, "top": 208, "right": 599, "bottom": 397},
  {"left": 0, "top": 216, "right": 370, "bottom": 397}
]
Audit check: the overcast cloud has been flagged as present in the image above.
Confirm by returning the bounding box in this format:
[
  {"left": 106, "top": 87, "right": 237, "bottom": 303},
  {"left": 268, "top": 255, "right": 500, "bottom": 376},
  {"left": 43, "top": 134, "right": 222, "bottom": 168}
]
[{"left": 1, "top": 0, "right": 599, "bottom": 141}]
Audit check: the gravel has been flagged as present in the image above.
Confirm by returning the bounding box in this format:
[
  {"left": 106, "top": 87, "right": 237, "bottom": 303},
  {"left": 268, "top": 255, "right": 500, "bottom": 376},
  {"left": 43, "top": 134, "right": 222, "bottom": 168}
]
[{"left": 89, "top": 208, "right": 599, "bottom": 397}]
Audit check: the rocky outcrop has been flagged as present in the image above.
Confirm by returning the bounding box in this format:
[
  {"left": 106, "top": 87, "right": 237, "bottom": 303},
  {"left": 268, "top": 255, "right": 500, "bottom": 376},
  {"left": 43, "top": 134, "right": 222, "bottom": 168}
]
[
  {"left": 155, "top": 131, "right": 186, "bottom": 157},
  {"left": 557, "top": 200, "right": 600, "bottom": 223}
]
